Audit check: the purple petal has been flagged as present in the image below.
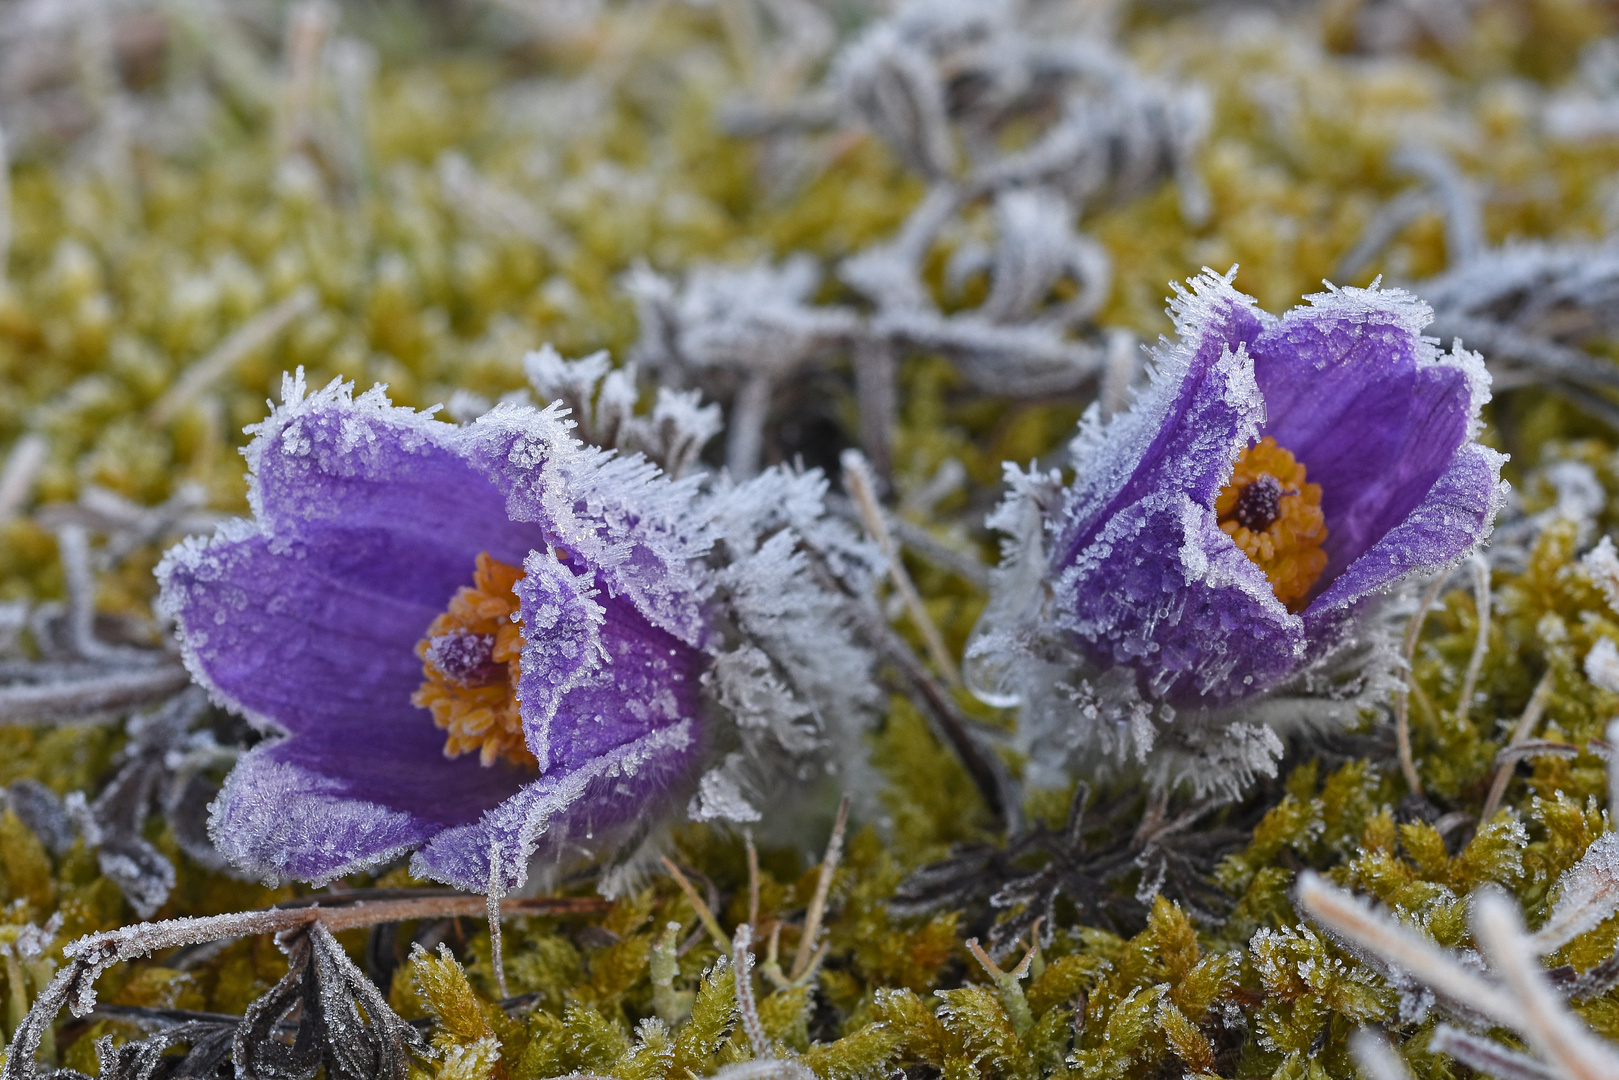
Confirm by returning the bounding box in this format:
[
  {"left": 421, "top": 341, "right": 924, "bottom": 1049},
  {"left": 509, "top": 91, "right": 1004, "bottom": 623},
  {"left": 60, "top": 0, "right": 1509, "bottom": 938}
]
[
  {"left": 1051, "top": 271, "right": 1300, "bottom": 704},
  {"left": 1306, "top": 442, "right": 1505, "bottom": 626},
  {"left": 1250, "top": 287, "right": 1487, "bottom": 591},
  {"left": 209, "top": 744, "right": 451, "bottom": 886},
  {"left": 516, "top": 550, "right": 709, "bottom": 774},
  {"left": 248, "top": 376, "right": 537, "bottom": 567},
  {"left": 1052, "top": 271, "right": 1267, "bottom": 569},
  {"left": 459, "top": 405, "right": 713, "bottom": 647},
  {"left": 1055, "top": 491, "right": 1304, "bottom": 706},
  {"left": 412, "top": 719, "right": 702, "bottom": 892}
]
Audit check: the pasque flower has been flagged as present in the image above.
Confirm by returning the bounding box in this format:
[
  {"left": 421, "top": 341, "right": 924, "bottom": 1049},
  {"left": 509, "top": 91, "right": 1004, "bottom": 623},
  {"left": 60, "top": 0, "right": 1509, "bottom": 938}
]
[
  {"left": 158, "top": 368, "right": 878, "bottom": 891},
  {"left": 965, "top": 269, "right": 1505, "bottom": 798}
]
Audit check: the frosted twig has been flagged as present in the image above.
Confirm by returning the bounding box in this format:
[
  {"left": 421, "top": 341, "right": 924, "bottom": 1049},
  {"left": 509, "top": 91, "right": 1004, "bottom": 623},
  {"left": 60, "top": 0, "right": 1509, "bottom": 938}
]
[
  {"left": 828, "top": 494, "right": 990, "bottom": 588},
  {"left": 0, "top": 433, "right": 46, "bottom": 527},
  {"left": 278, "top": 0, "right": 334, "bottom": 158},
  {"left": 853, "top": 340, "right": 896, "bottom": 480},
  {"left": 733, "top": 923, "right": 771, "bottom": 1059},
  {"left": 1473, "top": 890, "right": 1619, "bottom": 1080},
  {"left": 1429, "top": 1024, "right": 1562, "bottom": 1080},
  {"left": 745, "top": 827, "right": 760, "bottom": 932},
  {"left": 1394, "top": 572, "right": 1449, "bottom": 796},
  {"left": 0, "top": 665, "right": 191, "bottom": 722},
  {"left": 486, "top": 861, "right": 509, "bottom": 1000},
  {"left": 1494, "top": 740, "right": 1579, "bottom": 769},
  {"left": 727, "top": 371, "right": 773, "bottom": 479},
  {"left": 438, "top": 152, "right": 572, "bottom": 258},
  {"left": 1457, "top": 553, "right": 1493, "bottom": 726},
  {"left": 707, "top": 1060, "right": 816, "bottom": 1080},
  {"left": 1609, "top": 718, "right": 1619, "bottom": 820},
  {"left": 1480, "top": 669, "right": 1556, "bottom": 822},
  {"left": 1295, "top": 872, "right": 1518, "bottom": 1025},
  {"left": 791, "top": 795, "right": 849, "bottom": 981},
  {"left": 1350, "top": 1028, "right": 1417, "bottom": 1080},
  {"left": 149, "top": 287, "right": 319, "bottom": 426},
  {"left": 843, "top": 450, "right": 962, "bottom": 690},
  {"left": 661, "top": 856, "right": 730, "bottom": 951},
  {"left": 0, "top": 119, "right": 9, "bottom": 283},
  {"left": 1394, "top": 145, "right": 1485, "bottom": 267},
  {"left": 1337, "top": 189, "right": 1434, "bottom": 281},
  {"left": 55, "top": 524, "right": 150, "bottom": 664},
  {"left": 1100, "top": 329, "right": 1141, "bottom": 419}
]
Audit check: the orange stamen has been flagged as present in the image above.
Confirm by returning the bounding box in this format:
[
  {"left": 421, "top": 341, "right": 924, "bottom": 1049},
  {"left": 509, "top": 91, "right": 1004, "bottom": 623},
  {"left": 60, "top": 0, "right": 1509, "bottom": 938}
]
[
  {"left": 1214, "top": 436, "right": 1329, "bottom": 613},
  {"left": 412, "top": 552, "right": 538, "bottom": 769}
]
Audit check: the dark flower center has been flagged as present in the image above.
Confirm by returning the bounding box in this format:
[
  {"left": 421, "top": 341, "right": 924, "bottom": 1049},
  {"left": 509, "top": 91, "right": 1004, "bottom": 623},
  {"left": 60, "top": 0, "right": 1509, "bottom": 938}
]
[
  {"left": 1233, "top": 474, "right": 1283, "bottom": 532},
  {"left": 412, "top": 552, "right": 536, "bottom": 769},
  {"left": 423, "top": 631, "right": 501, "bottom": 687},
  {"left": 1214, "top": 437, "right": 1329, "bottom": 613}
]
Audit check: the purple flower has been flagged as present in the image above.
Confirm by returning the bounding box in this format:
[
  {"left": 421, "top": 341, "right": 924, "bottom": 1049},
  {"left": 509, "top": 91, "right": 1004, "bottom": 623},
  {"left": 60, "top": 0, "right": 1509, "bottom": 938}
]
[
  {"left": 965, "top": 270, "right": 1505, "bottom": 798},
  {"left": 158, "top": 370, "right": 878, "bottom": 891}
]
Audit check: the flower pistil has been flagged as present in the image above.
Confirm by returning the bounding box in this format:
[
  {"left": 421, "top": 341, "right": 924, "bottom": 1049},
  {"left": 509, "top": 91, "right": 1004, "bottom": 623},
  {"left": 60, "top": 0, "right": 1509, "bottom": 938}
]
[
  {"left": 413, "top": 552, "right": 538, "bottom": 769},
  {"left": 1215, "top": 436, "right": 1328, "bottom": 612}
]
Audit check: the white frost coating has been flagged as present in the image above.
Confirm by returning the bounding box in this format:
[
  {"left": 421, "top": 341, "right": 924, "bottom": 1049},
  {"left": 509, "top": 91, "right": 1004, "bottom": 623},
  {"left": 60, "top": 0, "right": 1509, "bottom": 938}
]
[
  {"left": 1055, "top": 268, "right": 1267, "bottom": 556},
  {"left": 421, "top": 718, "right": 696, "bottom": 892},
  {"left": 703, "top": 465, "right": 887, "bottom": 819},
  {"left": 1585, "top": 537, "right": 1619, "bottom": 614},
  {"left": 515, "top": 550, "right": 610, "bottom": 770},
  {"left": 1586, "top": 637, "right": 1619, "bottom": 695},
  {"left": 463, "top": 400, "right": 716, "bottom": 649},
  {"left": 1534, "top": 831, "right": 1619, "bottom": 952},
  {"left": 154, "top": 371, "right": 462, "bottom": 739},
  {"left": 208, "top": 751, "right": 423, "bottom": 888},
  {"left": 688, "top": 757, "right": 764, "bottom": 823}
]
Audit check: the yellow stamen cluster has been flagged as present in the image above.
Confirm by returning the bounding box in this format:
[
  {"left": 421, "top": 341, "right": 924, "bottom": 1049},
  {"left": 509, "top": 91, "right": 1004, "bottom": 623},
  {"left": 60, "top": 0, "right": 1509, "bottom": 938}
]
[
  {"left": 412, "top": 552, "right": 538, "bottom": 769},
  {"left": 1214, "top": 436, "right": 1329, "bottom": 613}
]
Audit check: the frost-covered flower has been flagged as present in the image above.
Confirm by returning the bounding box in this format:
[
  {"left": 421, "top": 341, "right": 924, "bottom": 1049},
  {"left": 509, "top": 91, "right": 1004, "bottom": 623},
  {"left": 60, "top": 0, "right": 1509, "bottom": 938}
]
[
  {"left": 157, "top": 370, "right": 879, "bottom": 892},
  {"left": 965, "top": 269, "right": 1505, "bottom": 798}
]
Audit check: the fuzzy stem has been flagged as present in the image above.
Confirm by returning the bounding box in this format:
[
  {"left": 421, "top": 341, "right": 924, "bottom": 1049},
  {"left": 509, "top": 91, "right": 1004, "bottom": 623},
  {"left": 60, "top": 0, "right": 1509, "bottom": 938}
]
[
  {"left": 726, "top": 372, "right": 772, "bottom": 479},
  {"left": 733, "top": 924, "right": 771, "bottom": 1059},
  {"left": 791, "top": 796, "right": 849, "bottom": 980},
  {"left": 1348, "top": 1029, "right": 1415, "bottom": 1080},
  {"left": 0, "top": 434, "right": 46, "bottom": 528},
  {"left": 485, "top": 892, "right": 508, "bottom": 1001},
  {"left": 1394, "top": 572, "right": 1448, "bottom": 796},
  {"left": 843, "top": 450, "right": 963, "bottom": 690},
  {"left": 661, "top": 857, "right": 730, "bottom": 951},
  {"left": 1455, "top": 553, "right": 1492, "bottom": 727},
  {"left": 148, "top": 287, "right": 319, "bottom": 427},
  {"left": 0, "top": 665, "right": 192, "bottom": 722},
  {"left": 745, "top": 827, "right": 760, "bottom": 933},
  {"left": 1480, "top": 669, "right": 1556, "bottom": 823},
  {"left": 1428, "top": 1024, "right": 1561, "bottom": 1080},
  {"left": 1472, "top": 891, "right": 1618, "bottom": 1080}
]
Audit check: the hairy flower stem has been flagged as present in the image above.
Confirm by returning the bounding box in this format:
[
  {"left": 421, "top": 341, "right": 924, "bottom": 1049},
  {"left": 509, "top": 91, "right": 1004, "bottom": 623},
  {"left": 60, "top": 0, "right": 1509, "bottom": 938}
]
[
  {"left": 661, "top": 857, "right": 730, "bottom": 951},
  {"left": 1395, "top": 572, "right": 1450, "bottom": 796},
  {"left": 733, "top": 923, "right": 770, "bottom": 1059},
  {"left": 0, "top": 433, "right": 46, "bottom": 527},
  {"left": 1480, "top": 669, "right": 1556, "bottom": 822},
  {"left": 791, "top": 795, "right": 849, "bottom": 980},
  {"left": 844, "top": 449, "right": 963, "bottom": 690},
  {"left": 1456, "top": 552, "right": 1493, "bottom": 726}
]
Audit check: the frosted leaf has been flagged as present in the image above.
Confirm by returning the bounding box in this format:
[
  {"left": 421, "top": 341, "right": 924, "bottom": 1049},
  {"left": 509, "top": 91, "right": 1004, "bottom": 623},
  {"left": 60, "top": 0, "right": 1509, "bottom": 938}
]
[
  {"left": 1583, "top": 537, "right": 1619, "bottom": 614},
  {"left": 688, "top": 757, "right": 763, "bottom": 823},
  {"left": 1587, "top": 638, "right": 1619, "bottom": 695}
]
